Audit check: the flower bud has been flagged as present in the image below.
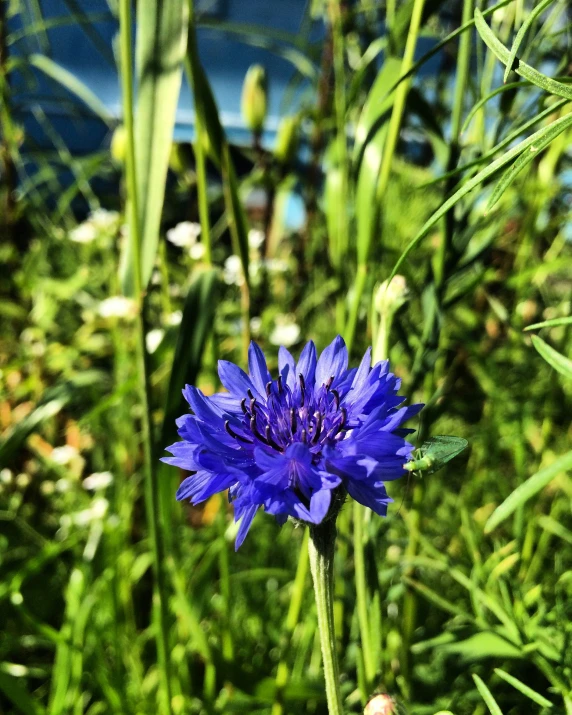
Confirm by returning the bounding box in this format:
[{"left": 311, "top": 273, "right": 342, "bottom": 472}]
[
  {"left": 374, "top": 276, "right": 409, "bottom": 318},
  {"left": 110, "top": 125, "right": 127, "bottom": 164},
  {"left": 241, "top": 64, "right": 267, "bottom": 135},
  {"left": 274, "top": 115, "right": 299, "bottom": 164},
  {"left": 364, "top": 693, "right": 398, "bottom": 715}
]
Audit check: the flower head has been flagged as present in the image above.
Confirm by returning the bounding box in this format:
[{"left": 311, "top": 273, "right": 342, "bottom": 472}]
[{"left": 163, "top": 336, "right": 422, "bottom": 548}]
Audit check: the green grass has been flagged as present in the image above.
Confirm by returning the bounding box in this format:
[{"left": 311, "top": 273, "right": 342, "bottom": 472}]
[{"left": 1, "top": 0, "right": 572, "bottom": 713}]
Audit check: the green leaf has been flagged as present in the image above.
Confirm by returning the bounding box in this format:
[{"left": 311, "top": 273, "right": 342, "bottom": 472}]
[
  {"left": 27, "top": 54, "right": 113, "bottom": 123},
  {"left": 160, "top": 268, "right": 219, "bottom": 448},
  {"left": 354, "top": 57, "right": 401, "bottom": 267},
  {"left": 525, "top": 316, "right": 572, "bottom": 330},
  {"left": 503, "top": 0, "right": 558, "bottom": 83},
  {"left": 530, "top": 335, "right": 572, "bottom": 379},
  {"left": 388, "top": 111, "right": 572, "bottom": 281},
  {"left": 474, "top": 8, "right": 572, "bottom": 101},
  {"left": 537, "top": 515, "right": 572, "bottom": 546},
  {"left": 473, "top": 674, "right": 504, "bottom": 715},
  {"left": 120, "top": 0, "right": 189, "bottom": 295},
  {"left": 494, "top": 668, "right": 553, "bottom": 708},
  {"left": 486, "top": 115, "right": 572, "bottom": 211},
  {"left": 485, "top": 450, "right": 572, "bottom": 533},
  {"left": 440, "top": 633, "right": 522, "bottom": 661}
]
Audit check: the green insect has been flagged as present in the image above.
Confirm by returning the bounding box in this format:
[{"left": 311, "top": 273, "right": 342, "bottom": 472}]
[{"left": 404, "top": 435, "right": 468, "bottom": 477}]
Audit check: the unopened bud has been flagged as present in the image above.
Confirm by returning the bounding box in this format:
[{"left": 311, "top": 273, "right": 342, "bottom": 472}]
[
  {"left": 365, "top": 693, "right": 398, "bottom": 715},
  {"left": 110, "top": 125, "right": 127, "bottom": 164},
  {"left": 274, "top": 115, "right": 299, "bottom": 164},
  {"left": 374, "top": 275, "right": 409, "bottom": 317},
  {"left": 241, "top": 64, "right": 267, "bottom": 135}
]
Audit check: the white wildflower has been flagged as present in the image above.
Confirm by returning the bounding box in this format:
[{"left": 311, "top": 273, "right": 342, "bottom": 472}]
[
  {"left": 223, "top": 255, "right": 244, "bottom": 286},
  {"left": 69, "top": 222, "right": 98, "bottom": 244},
  {"left": 166, "top": 310, "right": 182, "bottom": 326},
  {"left": 98, "top": 296, "right": 137, "bottom": 320},
  {"left": 189, "top": 242, "right": 206, "bottom": 260},
  {"left": 166, "top": 221, "right": 201, "bottom": 248},
  {"left": 83, "top": 471, "right": 113, "bottom": 491},
  {"left": 248, "top": 228, "right": 265, "bottom": 250},
  {"left": 146, "top": 328, "right": 164, "bottom": 354},
  {"left": 270, "top": 317, "right": 300, "bottom": 347},
  {"left": 89, "top": 208, "right": 120, "bottom": 232},
  {"left": 51, "top": 445, "right": 79, "bottom": 465}
]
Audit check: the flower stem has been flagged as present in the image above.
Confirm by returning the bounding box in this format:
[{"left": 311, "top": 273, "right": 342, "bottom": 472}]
[{"left": 308, "top": 520, "right": 343, "bottom": 715}]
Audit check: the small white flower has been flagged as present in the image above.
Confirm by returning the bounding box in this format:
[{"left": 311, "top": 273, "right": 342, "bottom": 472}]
[
  {"left": 56, "top": 478, "right": 72, "bottom": 493},
  {"left": 146, "top": 328, "right": 164, "bottom": 354},
  {"left": 15, "top": 473, "right": 30, "bottom": 489},
  {"left": 89, "top": 208, "right": 120, "bottom": 232},
  {"left": 98, "top": 296, "right": 137, "bottom": 319},
  {"left": 166, "top": 221, "right": 201, "bottom": 248},
  {"left": 0, "top": 468, "right": 13, "bottom": 484},
  {"left": 248, "top": 228, "right": 265, "bottom": 250},
  {"left": 69, "top": 222, "right": 98, "bottom": 244},
  {"left": 189, "top": 242, "right": 206, "bottom": 260},
  {"left": 250, "top": 316, "right": 262, "bottom": 335},
  {"left": 166, "top": 310, "right": 182, "bottom": 326},
  {"left": 270, "top": 318, "right": 300, "bottom": 347},
  {"left": 223, "top": 255, "right": 244, "bottom": 286},
  {"left": 51, "top": 445, "right": 79, "bottom": 465},
  {"left": 83, "top": 471, "right": 113, "bottom": 491}
]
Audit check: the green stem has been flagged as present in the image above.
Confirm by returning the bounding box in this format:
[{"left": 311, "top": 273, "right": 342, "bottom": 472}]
[
  {"left": 308, "top": 520, "right": 343, "bottom": 715},
  {"left": 118, "top": 1, "right": 172, "bottom": 711}
]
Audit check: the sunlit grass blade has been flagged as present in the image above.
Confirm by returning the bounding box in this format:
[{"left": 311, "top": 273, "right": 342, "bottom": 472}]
[
  {"left": 27, "top": 54, "right": 113, "bottom": 123},
  {"left": 474, "top": 8, "right": 572, "bottom": 100},
  {"left": 530, "top": 335, "right": 572, "bottom": 379},
  {"left": 503, "top": 0, "right": 558, "bottom": 83},
  {"left": 524, "top": 316, "right": 572, "bottom": 330},
  {"left": 486, "top": 113, "right": 572, "bottom": 212},
  {"left": 494, "top": 668, "right": 553, "bottom": 708},
  {"left": 120, "top": 0, "right": 189, "bottom": 295},
  {"left": 472, "top": 674, "right": 504, "bottom": 715},
  {"left": 485, "top": 450, "right": 572, "bottom": 533}
]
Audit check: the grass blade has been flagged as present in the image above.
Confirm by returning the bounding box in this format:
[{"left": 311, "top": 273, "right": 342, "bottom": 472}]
[
  {"left": 494, "top": 668, "right": 553, "bottom": 708},
  {"left": 485, "top": 450, "right": 572, "bottom": 533},
  {"left": 474, "top": 8, "right": 572, "bottom": 101},
  {"left": 120, "top": 0, "right": 189, "bottom": 295},
  {"left": 525, "top": 316, "right": 572, "bottom": 330},
  {"left": 27, "top": 54, "right": 113, "bottom": 123},
  {"left": 530, "top": 335, "right": 572, "bottom": 379},
  {"left": 472, "top": 674, "right": 504, "bottom": 715},
  {"left": 503, "top": 0, "right": 558, "bottom": 83}
]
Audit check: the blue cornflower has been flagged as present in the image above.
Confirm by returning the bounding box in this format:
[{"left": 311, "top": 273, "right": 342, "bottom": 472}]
[{"left": 163, "top": 336, "right": 422, "bottom": 548}]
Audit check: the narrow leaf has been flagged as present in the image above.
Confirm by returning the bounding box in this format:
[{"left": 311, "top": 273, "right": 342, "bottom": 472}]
[
  {"left": 28, "top": 54, "right": 113, "bottom": 123},
  {"left": 120, "top": 0, "right": 190, "bottom": 295},
  {"left": 485, "top": 450, "right": 572, "bottom": 533},
  {"left": 530, "top": 335, "right": 572, "bottom": 379},
  {"left": 494, "top": 669, "right": 553, "bottom": 708},
  {"left": 473, "top": 674, "right": 504, "bottom": 715},
  {"left": 474, "top": 8, "right": 572, "bottom": 101},
  {"left": 503, "top": 0, "right": 558, "bottom": 83},
  {"left": 525, "top": 316, "right": 572, "bottom": 330}
]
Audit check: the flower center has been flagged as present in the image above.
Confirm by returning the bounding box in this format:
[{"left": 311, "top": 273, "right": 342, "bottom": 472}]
[{"left": 224, "top": 374, "right": 347, "bottom": 454}]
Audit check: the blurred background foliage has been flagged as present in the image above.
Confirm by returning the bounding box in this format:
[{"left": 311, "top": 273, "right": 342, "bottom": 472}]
[{"left": 1, "top": 0, "right": 572, "bottom": 713}]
